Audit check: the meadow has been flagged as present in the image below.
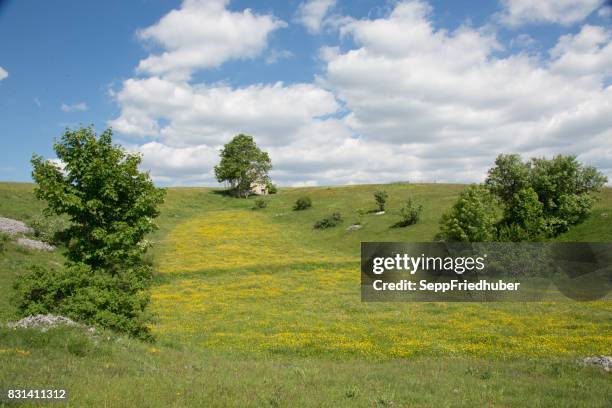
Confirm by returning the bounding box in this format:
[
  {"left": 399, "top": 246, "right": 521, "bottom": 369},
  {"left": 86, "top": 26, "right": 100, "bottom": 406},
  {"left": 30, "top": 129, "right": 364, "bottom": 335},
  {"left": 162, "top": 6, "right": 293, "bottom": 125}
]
[{"left": 1, "top": 182, "right": 611, "bottom": 407}]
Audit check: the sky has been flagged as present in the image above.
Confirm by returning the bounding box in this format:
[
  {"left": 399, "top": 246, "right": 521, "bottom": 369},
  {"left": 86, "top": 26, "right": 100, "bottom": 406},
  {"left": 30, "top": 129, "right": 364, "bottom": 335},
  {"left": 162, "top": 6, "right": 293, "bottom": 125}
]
[{"left": 0, "top": 0, "right": 611, "bottom": 187}]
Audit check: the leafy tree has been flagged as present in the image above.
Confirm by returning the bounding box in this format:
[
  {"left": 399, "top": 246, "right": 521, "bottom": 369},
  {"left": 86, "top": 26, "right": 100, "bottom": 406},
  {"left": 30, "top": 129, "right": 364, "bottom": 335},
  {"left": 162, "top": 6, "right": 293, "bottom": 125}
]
[
  {"left": 16, "top": 127, "right": 165, "bottom": 338},
  {"left": 528, "top": 155, "right": 606, "bottom": 234},
  {"left": 497, "top": 187, "right": 546, "bottom": 241},
  {"left": 374, "top": 190, "right": 388, "bottom": 212},
  {"left": 214, "top": 134, "right": 272, "bottom": 198},
  {"left": 487, "top": 154, "right": 606, "bottom": 236},
  {"left": 438, "top": 185, "right": 499, "bottom": 242},
  {"left": 485, "top": 154, "right": 530, "bottom": 205}
]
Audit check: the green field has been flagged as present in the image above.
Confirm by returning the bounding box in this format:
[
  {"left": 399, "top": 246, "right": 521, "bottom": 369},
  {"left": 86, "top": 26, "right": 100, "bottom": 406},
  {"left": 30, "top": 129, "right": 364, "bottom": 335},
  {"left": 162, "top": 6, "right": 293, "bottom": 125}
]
[{"left": 1, "top": 182, "right": 611, "bottom": 407}]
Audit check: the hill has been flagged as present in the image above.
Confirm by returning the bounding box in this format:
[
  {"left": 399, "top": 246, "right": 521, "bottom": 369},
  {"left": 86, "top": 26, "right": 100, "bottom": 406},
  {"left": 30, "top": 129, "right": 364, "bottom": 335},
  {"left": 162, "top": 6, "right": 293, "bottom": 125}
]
[{"left": 1, "top": 182, "right": 611, "bottom": 407}]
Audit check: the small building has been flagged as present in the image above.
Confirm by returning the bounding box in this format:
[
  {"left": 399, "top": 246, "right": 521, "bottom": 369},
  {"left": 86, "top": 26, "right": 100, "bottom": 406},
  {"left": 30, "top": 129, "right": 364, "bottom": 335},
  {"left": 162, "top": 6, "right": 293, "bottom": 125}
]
[{"left": 249, "top": 181, "right": 268, "bottom": 196}]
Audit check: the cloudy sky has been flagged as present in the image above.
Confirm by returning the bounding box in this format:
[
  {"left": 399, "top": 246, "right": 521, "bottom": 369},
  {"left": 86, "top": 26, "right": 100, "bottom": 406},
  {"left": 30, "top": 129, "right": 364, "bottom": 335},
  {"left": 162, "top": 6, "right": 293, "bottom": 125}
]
[{"left": 1, "top": 0, "right": 611, "bottom": 186}]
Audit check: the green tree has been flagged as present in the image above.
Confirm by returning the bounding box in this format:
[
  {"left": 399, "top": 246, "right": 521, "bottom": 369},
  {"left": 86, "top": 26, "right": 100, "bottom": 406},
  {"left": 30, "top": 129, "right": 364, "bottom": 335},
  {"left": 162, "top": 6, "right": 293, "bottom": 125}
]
[
  {"left": 486, "top": 154, "right": 607, "bottom": 236},
  {"left": 485, "top": 154, "right": 530, "bottom": 205},
  {"left": 529, "top": 155, "right": 606, "bottom": 234},
  {"left": 374, "top": 190, "right": 388, "bottom": 212},
  {"left": 497, "top": 187, "right": 546, "bottom": 241},
  {"left": 438, "top": 185, "right": 499, "bottom": 242},
  {"left": 16, "top": 127, "right": 165, "bottom": 338},
  {"left": 214, "top": 134, "right": 272, "bottom": 198}
]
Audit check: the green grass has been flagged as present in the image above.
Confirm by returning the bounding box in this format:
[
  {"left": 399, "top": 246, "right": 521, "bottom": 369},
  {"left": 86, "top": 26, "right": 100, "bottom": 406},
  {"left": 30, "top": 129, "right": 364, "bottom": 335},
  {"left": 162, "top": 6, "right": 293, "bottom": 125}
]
[
  {"left": 1, "top": 326, "right": 610, "bottom": 407},
  {"left": 1, "top": 182, "right": 611, "bottom": 407}
]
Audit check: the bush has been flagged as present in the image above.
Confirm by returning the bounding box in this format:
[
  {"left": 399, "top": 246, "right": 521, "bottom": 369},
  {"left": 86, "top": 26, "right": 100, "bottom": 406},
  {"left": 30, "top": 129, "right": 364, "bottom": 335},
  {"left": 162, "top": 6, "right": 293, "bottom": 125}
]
[
  {"left": 13, "top": 262, "right": 152, "bottom": 339},
  {"left": 293, "top": 196, "right": 312, "bottom": 211},
  {"left": 314, "top": 212, "right": 343, "bottom": 229},
  {"left": 0, "top": 232, "right": 10, "bottom": 252},
  {"left": 393, "top": 198, "right": 423, "bottom": 227},
  {"left": 266, "top": 181, "right": 278, "bottom": 194},
  {"left": 374, "top": 190, "right": 388, "bottom": 212},
  {"left": 438, "top": 185, "right": 499, "bottom": 241},
  {"left": 29, "top": 214, "right": 69, "bottom": 245},
  {"left": 252, "top": 198, "right": 267, "bottom": 210}
]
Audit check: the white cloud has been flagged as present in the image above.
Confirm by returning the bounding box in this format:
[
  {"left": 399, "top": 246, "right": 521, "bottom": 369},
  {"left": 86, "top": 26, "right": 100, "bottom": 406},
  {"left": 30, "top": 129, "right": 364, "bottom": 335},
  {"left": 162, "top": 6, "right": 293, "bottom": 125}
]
[
  {"left": 549, "top": 25, "right": 612, "bottom": 81},
  {"left": 0, "top": 66, "right": 7, "bottom": 81},
  {"left": 61, "top": 102, "right": 88, "bottom": 112},
  {"left": 321, "top": 0, "right": 612, "bottom": 181},
  {"left": 136, "top": 0, "right": 286, "bottom": 80},
  {"left": 265, "top": 49, "right": 294, "bottom": 65},
  {"left": 110, "top": 77, "right": 338, "bottom": 147},
  {"left": 498, "top": 0, "right": 603, "bottom": 26},
  {"left": 111, "top": 0, "right": 612, "bottom": 186},
  {"left": 296, "top": 0, "right": 337, "bottom": 33}
]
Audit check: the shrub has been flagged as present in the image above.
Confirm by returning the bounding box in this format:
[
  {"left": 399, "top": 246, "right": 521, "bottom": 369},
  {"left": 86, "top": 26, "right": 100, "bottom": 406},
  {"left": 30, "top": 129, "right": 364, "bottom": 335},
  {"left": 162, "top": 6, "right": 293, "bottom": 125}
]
[
  {"left": 438, "top": 185, "right": 498, "bottom": 241},
  {"left": 393, "top": 198, "right": 423, "bottom": 227},
  {"left": 252, "top": 198, "right": 267, "bottom": 210},
  {"left": 314, "top": 212, "right": 343, "bottom": 229},
  {"left": 293, "top": 196, "right": 312, "bottom": 211},
  {"left": 14, "top": 263, "right": 152, "bottom": 339},
  {"left": 374, "top": 190, "right": 388, "bottom": 212},
  {"left": 266, "top": 181, "right": 278, "bottom": 194},
  {"left": 29, "top": 214, "right": 69, "bottom": 245}
]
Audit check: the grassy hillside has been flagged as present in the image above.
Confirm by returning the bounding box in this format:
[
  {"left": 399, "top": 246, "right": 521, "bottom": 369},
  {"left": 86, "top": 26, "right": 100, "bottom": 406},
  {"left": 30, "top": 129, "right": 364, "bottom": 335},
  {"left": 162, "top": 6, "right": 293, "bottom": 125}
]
[{"left": 1, "top": 182, "right": 611, "bottom": 407}]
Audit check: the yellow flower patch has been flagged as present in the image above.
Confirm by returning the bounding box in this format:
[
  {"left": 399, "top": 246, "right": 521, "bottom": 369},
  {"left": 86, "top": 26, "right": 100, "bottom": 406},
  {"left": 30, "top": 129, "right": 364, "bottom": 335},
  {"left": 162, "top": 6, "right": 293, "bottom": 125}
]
[{"left": 157, "top": 210, "right": 352, "bottom": 273}]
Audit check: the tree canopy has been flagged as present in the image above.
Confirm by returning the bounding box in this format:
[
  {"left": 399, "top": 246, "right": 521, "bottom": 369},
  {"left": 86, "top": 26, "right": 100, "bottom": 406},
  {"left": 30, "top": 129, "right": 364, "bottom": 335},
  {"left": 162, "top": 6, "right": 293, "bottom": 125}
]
[
  {"left": 214, "top": 134, "right": 272, "bottom": 198},
  {"left": 439, "top": 154, "right": 607, "bottom": 242}
]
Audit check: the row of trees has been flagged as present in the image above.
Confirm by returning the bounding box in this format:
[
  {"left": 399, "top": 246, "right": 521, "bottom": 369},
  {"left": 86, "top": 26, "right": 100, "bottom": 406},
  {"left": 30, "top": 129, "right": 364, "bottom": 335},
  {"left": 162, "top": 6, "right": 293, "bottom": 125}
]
[{"left": 438, "top": 154, "right": 607, "bottom": 242}]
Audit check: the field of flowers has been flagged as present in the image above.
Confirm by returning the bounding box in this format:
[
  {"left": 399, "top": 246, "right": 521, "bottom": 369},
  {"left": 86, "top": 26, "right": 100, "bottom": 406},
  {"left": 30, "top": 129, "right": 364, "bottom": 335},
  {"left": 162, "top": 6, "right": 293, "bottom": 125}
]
[
  {"left": 149, "top": 187, "right": 612, "bottom": 359},
  {"left": 1, "top": 182, "right": 611, "bottom": 407}
]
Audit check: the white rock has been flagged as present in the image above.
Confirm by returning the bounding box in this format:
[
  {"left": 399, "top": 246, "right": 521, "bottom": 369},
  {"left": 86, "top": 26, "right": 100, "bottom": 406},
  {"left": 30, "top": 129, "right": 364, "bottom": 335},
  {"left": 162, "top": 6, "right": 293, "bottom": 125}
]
[
  {"left": 6, "top": 314, "right": 78, "bottom": 331},
  {"left": 0, "top": 217, "right": 33, "bottom": 235},
  {"left": 16, "top": 237, "right": 55, "bottom": 251},
  {"left": 582, "top": 356, "right": 612, "bottom": 372}
]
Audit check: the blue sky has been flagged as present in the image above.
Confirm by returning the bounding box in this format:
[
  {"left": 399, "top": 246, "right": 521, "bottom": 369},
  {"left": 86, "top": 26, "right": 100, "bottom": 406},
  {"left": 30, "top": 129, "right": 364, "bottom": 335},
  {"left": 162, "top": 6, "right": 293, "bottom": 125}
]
[{"left": 1, "top": 0, "right": 611, "bottom": 186}]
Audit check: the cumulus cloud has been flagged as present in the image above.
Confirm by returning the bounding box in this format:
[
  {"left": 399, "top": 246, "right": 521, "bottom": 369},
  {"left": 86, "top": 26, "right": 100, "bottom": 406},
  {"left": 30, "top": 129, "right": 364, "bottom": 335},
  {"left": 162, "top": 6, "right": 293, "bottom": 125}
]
[
  {"left": 0, "top": 66, "right": 7, "bottom": 81},
  {"left": 549, "top": 24, "right": 612, "bottom": 81},
  {"left": 136, "top": 0, "right": 286, "bottom": 80},
  {"left": 110, "top": 77, "right": 338, "bottom": 147},
  {"left": 295, "top": 0, "right": 337, "bottom": 33},
  {"left": 322, "top": 0, "right": 612, "bottom": 182},
  {"left": 111, "top": 0, "right": 612, "bottom": 186},
  {"left": 498, "top": 0, "right": 603, "bottom": 26},
  {"left": 61, "top": 102, "right": 88, "bottom": 112}
]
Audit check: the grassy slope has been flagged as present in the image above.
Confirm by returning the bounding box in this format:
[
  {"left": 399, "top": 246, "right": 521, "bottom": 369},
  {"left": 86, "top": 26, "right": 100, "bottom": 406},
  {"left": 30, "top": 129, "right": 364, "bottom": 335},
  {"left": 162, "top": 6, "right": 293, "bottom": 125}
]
[{"left": 1, "top": 182, "right": 611, "bottom": 407}]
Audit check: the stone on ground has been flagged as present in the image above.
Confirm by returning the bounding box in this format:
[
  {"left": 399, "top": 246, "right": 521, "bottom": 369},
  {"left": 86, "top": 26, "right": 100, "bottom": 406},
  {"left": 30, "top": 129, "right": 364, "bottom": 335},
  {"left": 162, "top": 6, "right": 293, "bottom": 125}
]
[
  {"left": 16, "top": 237, "right": 55, "bottom": 251},
  {"left": 0, "top": 216, "right": 33, "bottom": 235}
]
